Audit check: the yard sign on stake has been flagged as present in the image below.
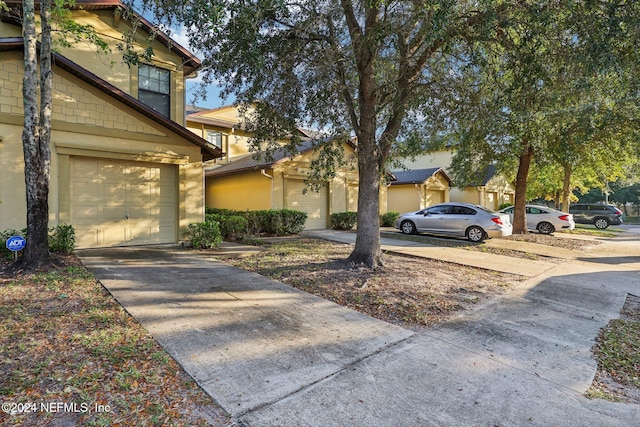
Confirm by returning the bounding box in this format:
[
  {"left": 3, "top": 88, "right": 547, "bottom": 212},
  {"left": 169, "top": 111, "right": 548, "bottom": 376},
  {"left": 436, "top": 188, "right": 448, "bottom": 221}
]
[{"left": 6, "top": 236, "right": 26, "bottom": 262}]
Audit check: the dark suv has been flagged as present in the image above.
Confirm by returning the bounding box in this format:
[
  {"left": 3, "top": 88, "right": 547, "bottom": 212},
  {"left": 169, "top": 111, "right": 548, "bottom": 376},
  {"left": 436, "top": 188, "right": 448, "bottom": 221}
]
[{"left": 568, "top": 203, "right": 623, "bottom": 229}]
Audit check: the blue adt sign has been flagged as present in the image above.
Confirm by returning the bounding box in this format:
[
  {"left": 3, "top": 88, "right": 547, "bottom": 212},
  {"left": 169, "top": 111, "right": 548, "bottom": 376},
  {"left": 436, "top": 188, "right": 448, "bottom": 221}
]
[{"left": 6, "top": 236, "right": 26, "bottom": 252}]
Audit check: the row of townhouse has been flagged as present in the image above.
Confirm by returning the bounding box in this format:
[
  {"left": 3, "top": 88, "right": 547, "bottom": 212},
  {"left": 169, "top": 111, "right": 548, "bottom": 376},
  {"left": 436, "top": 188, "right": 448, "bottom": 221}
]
[{"left": 0, "top": 0, "right": 514, "bottom": 249}]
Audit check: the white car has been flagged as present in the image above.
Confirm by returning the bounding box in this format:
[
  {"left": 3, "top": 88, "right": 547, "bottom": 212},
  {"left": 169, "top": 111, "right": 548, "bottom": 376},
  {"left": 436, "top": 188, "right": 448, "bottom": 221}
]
[
  {"left": 499, "top": 205, "right": 575, "bottom": 234},
  {"left": 394, "top": 202, "right": 513, "bottom": 242}
]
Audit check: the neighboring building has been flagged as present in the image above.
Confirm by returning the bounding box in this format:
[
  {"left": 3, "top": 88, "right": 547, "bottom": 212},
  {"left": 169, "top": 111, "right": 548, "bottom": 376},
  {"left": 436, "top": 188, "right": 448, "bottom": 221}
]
[
  {"left": 186, "top": 106, "right": 359, "bottom": 229},
  {"left": 399, "top": 151, "right": 515, "bottom": 210},
  {"left": 0, "top": 1, "right": 222, "bottom": 248},
  {"left": 385, "top": 168, "right": 452, "bottom": 214}
]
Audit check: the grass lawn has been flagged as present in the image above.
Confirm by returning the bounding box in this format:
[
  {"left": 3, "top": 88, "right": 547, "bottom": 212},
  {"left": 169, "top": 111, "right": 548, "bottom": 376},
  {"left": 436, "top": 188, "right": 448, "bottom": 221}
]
[{"left": 0, "top": 258, "right": 231, "bottom": 427}]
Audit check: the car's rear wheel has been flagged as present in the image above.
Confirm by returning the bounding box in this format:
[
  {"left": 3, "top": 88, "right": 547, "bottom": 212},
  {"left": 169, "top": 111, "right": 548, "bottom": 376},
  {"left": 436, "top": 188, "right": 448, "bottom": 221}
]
[
  {"left": 401, "top": 220, "right": 417, "bottom": 235},
  {"left": 466, "top": 226, "right": 485, "bottom": 242},
  {"left": 536, "top": 221, "right": 555, "bottom": 234},
  {"left": 594, "top": 217, "right": 610, "bottom": 229}
]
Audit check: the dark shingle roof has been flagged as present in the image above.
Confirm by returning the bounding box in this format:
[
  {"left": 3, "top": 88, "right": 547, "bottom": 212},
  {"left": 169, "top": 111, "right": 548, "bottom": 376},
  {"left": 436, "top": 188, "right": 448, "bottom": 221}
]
[
  {"left": 206, "top": 140, "right": 317, "bottom": 177},
  {"left": 390, "top": 168, "right": 451, "bottom": 185}
]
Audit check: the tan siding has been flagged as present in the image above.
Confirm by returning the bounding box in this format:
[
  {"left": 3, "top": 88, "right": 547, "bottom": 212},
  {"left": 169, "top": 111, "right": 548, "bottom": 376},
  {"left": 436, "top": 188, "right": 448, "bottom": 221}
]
[
  {"left": 388, "top": 185, "right": 421, "bottom": 214},
  {"left": 206, "top": 171, "right": 272, "bottom": 211}
]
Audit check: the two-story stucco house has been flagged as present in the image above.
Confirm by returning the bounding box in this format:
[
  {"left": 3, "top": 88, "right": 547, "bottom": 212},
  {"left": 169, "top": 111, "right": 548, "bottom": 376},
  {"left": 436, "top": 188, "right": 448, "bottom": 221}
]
[
  {"left": 387, "top": 150, "right": 515, "bottom": 212},
  {"left": 0, "top": 1, "right": 222, "bottom": 248},
  {"left": 186, "top": 105, "right": 359, "bottom": 229}
]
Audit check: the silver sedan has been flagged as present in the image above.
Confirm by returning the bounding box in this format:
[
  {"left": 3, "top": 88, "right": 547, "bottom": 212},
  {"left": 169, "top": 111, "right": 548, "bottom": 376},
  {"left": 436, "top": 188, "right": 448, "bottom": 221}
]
[{"left": 394, "top": 202, "right": 513, "bottom": 242}]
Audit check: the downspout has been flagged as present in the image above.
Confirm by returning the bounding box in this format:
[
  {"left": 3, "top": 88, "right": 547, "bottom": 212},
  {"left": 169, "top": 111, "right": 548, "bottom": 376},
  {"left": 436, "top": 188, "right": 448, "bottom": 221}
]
[
  {"left": 415, "top": 184, "right": 423, "bottom": 209},
  {"left": 261, "top": 169, "right": 274, "bottom": 209}
]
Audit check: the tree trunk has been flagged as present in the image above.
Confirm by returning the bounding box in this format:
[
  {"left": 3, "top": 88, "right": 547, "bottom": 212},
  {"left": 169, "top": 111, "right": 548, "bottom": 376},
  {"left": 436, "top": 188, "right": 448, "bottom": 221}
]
[
  {"left": 512, "top": 142, "right": 533, "bottom": 234},
  {"left": 348, "top": 138, "right": 383, "bottom": 268},
  {"left": 561, "top": 163, "right": 572, "bottom": 212},
  {"left": 19, "top": 0, "right": 52, "bottom": 270}
]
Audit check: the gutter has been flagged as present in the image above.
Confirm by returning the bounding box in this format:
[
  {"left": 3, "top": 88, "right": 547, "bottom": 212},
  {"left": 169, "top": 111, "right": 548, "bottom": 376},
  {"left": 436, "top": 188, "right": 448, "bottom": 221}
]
[{"left": 261, "top": 169, "right": 274, "bottom": 209}]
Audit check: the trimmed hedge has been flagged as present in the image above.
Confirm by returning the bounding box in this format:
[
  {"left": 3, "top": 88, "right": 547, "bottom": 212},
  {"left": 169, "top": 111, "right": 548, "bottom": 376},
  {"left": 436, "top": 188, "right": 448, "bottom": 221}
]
[
  {"left": 204, "top": 208, "right": 307, "bottom": 236},
  {"left": 184, "top": 221, "right": 222, "bottom": 249},
  {"left": 206, "top": 214, "right": 248, "bottom": 240},
  {"left": 380, "top": 211, "right": 400, "bottom": 227},
  {"left": 330, "top": 212, "right": 358, "bottom": 230}
]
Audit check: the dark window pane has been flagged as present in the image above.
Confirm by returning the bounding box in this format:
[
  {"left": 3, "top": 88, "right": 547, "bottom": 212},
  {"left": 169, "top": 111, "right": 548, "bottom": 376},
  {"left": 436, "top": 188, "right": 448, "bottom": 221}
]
[{"left": 139, "top": 90, "right": 170, "bottom": 117}]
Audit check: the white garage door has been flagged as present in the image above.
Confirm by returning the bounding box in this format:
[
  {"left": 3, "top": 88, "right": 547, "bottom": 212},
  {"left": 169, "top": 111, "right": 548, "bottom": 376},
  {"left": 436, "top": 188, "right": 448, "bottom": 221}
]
[
  {"left": 285, "top": 180, "right": 328, "bottom": 229},
  {"left": 70, "top": 157, "right": 177, "bottom": 248}
]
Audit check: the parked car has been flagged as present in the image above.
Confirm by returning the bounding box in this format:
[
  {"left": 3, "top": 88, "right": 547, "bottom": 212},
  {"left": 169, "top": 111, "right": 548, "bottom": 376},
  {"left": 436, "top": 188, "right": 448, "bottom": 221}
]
[
  {"left": 498, "top": 205, "right": 575, "bottom": 234},
  {"left": 568, "top": 203, "right": 623, "bottom": 229},
  {"left": 394, "top": 202, "right": 512, "bottom": 242}
]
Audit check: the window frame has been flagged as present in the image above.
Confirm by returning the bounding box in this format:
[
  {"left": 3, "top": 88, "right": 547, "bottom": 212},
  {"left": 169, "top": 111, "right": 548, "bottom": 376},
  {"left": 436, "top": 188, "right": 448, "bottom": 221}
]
[{"left": 138, "top": 63, "right": 171, "bottom": 118}]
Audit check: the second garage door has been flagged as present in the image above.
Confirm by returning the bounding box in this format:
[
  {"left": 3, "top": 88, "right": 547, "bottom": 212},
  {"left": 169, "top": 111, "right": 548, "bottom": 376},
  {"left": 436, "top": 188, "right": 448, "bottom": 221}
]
[
  {"left": 70, "top": 157, "right": 177, "bottom": 248},
  {"left": 285, "top": 179, "right": 328, "bottom": 229}
]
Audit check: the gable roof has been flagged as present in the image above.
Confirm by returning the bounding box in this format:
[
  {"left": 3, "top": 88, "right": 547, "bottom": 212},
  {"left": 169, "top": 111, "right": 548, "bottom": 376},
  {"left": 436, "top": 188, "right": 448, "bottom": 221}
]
[
  {"left": 389, "top": 168, "right": 451, "bottom": 185},
  {"left": 206, "top": 140, "right": 318, "bottom": 178},
  {"left": 0, "top": 38, "right": 222, "bottom": 161},
  {"left": 206, "top": 138, "right": 357, "bottom": 178},
  {"left": 0, "top": 0, "right": 201, "bottom": 76},
  {"left": 187, "top": 105, "right": 317, "bottom": 138}
]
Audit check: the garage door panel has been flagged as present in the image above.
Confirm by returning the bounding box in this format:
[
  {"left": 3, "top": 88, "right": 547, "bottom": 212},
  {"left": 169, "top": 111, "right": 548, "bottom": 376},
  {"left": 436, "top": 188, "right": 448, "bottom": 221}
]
[
  {"left": 70, "top": 157, "right": 176, "bottom": 248},
  {"left": 101, "top": 207, "right": 126, "bottom": 221},
  {"left": 286, "top": 180, "right": 327, "bottom": 229},
  {"left": 71, "top": 206, "right": 99, "bottom": 222},
  {"left": 103, "top": 185, "right": 126, "bottom": 203}
]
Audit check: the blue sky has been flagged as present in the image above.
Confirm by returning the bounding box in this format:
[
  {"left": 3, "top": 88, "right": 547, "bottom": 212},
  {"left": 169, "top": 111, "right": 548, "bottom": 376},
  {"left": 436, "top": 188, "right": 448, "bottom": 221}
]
[{"left": 169, "top": 27, "right": 233, "bottom": 110}]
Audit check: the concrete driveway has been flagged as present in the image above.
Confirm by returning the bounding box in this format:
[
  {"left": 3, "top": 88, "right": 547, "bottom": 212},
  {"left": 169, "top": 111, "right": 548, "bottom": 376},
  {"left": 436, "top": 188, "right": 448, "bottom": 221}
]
[{"left": 77, "top": 227, "right": 640, "bottom": 426}]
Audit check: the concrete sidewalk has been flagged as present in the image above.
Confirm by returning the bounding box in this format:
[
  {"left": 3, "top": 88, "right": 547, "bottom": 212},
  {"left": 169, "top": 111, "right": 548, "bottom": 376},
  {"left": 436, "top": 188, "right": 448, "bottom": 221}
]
[
  {"left": 303, "top": 229, "right": 559, "bottom": 276},
  {"left": 76, "top": 246, "right": 413, "bottom": 416},
  {"left": 77, "top": 228, "right": 640, "bottom": 426}
]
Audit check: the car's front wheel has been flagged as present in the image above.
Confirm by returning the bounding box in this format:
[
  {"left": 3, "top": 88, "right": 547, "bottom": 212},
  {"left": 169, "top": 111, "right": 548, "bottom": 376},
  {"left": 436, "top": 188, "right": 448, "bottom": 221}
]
[
  {"left": 466, "top": 226, "right": 485, "bottom": 242},
  {"left": 594, "top": 217, "right": 610, "bottom": 229},
  {"left": 400, "top": 220, "right": 417, "bottom": 235},
  {"left": 536, "top": 221, "right": 555, "bottom": 234}
]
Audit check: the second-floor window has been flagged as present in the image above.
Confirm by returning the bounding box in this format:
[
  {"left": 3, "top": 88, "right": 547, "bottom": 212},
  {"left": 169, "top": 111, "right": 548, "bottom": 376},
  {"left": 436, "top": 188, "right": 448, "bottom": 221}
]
[
  {"left": 206, "top": 130, "right": 222, "bottom": 148},
  {"left": 139, "top": 64, "right": 170, "bottom": 117}
]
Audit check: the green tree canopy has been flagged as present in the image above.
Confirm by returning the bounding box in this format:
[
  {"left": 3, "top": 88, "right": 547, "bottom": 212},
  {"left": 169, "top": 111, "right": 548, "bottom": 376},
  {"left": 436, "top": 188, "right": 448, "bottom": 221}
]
[{"left": 140, "top": 0, "right": 510, "bottom": 266}]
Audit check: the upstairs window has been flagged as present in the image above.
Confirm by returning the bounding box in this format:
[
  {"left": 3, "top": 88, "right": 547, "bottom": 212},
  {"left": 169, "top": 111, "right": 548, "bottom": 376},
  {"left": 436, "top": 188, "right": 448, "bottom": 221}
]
[
  {"left": 206, "top": 130, "right": 222, "bottom": 148},
  {"left": 138, "top": 64, "right": 170, "bottom": 117}
]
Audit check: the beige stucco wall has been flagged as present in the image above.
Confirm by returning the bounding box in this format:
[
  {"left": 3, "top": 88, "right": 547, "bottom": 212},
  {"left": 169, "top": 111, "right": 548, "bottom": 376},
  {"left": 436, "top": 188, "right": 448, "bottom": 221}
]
[
  {"left": 1, "top": 9, "right": 189, "bottom": 124},
  {"left": 205, "top": 142, "right": 359, "bottom": 225},
  {"left": 386, "top": 172, "right": 450, "bottom": 213},
  {"left": 388, "top": 185, "right": 421, "bottom": 214},
  {"left": 206, "top": 170, "right": 272, "bottom": 211},
  {"left": 187, "top": 121, "right": 253, "bottom": 163},
  {"left": 397, "top": 150, "right": 516, "bottom": 211},
  {"left": 402, "top": 151, "right": 454, "bottom": 170},
  {"left": 0, "top": 55, "right": 204, "bottom": 237}
]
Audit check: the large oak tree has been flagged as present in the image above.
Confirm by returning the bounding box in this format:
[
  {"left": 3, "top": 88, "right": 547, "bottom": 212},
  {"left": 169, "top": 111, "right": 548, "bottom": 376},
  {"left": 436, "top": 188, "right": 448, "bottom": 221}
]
[{"left": 142, "top": 0, "right": 505, "bottom": 267}]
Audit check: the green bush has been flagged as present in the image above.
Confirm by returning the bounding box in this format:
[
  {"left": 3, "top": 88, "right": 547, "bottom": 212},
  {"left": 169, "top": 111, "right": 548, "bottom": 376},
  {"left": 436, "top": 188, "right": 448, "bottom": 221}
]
[
  {"left": 203, "top": 208, "right": 307, "bottom": 236},
  {"left": 184, "top": 221, "right": 222, "bottom": 249},
  {"left": 277, "top": 209, "right": 307, "bottom": 235},
  {"left": 380, "top": 211, "right": 400, "bottom": 227},
  {"left": 215, "top": 215, "right": 248, "bottom": 240},
  {"left": 330, "top": 212, "right": 358, "bottom": 230},
  {"left": 49, "top": 224, "right": 76, "bottom": 254},
  {"left": 498, "top": 203, "right": 513, "bottom": 210}
]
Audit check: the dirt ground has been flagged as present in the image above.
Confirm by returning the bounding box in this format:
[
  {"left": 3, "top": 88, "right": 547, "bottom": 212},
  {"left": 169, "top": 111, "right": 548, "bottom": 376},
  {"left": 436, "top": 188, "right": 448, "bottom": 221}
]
[{"left": 225, "top": 237, "right": 525, "bottom": 328}]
